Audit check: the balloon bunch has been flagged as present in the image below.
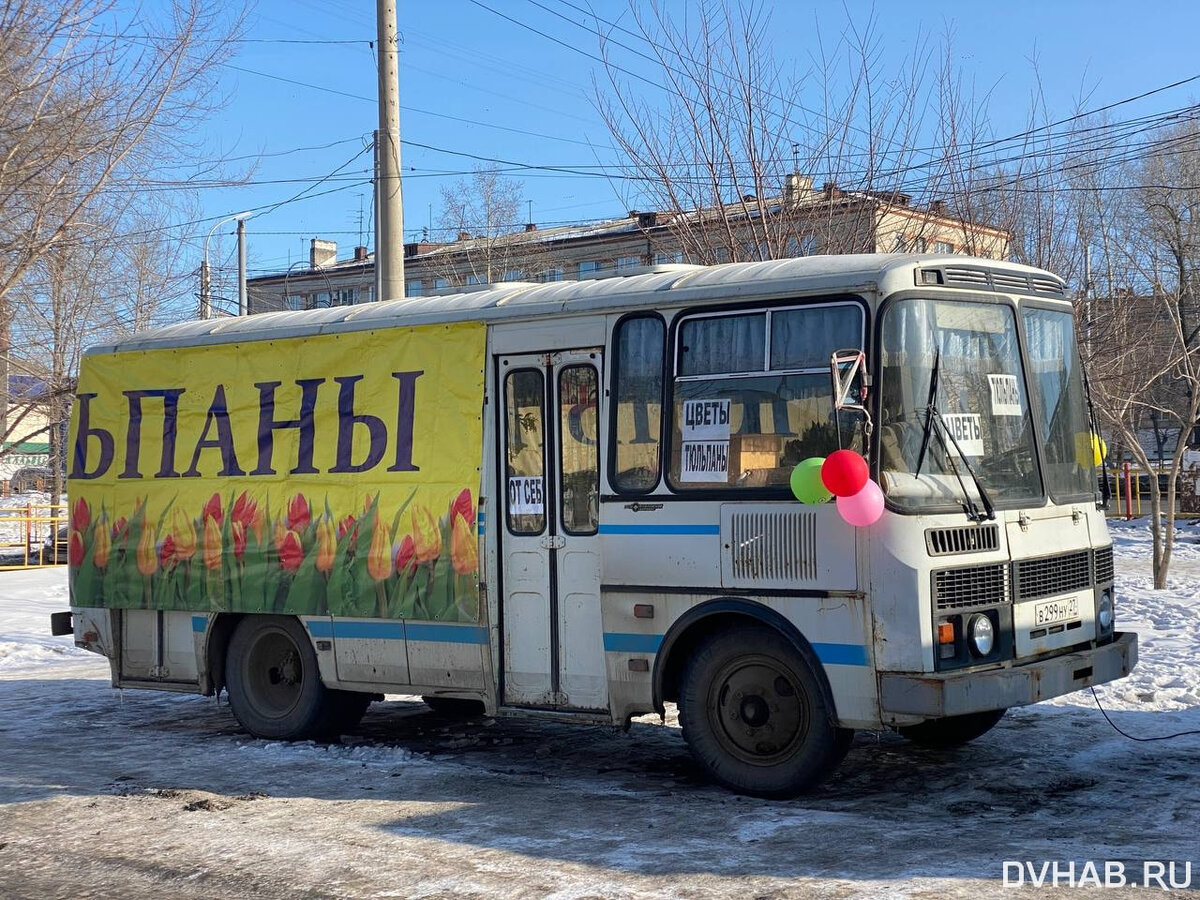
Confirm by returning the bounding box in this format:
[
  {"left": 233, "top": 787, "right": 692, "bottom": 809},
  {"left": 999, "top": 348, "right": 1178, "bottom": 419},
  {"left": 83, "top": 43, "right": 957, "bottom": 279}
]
[{"left": 790, "top": 450, "right": 884, "bottom": 527}]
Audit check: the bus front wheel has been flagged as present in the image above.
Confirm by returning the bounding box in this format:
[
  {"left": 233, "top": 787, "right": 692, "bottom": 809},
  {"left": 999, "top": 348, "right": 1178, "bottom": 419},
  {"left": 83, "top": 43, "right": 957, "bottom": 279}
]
[
  {"left": 678, "top": 624, "right": 852, "bottom": 798},
  {"left": 225, "top": 616, "right": 334, "bottom": 741},
  {"left": 898, "top": 709, "right": 1006, "bottom": 748}
]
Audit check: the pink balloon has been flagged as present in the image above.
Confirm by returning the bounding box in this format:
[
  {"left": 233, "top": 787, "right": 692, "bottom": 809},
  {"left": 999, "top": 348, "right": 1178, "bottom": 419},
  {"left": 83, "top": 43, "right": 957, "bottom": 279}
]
[{"left": 836, "top": 479, "right": 885, "bottom": 527}]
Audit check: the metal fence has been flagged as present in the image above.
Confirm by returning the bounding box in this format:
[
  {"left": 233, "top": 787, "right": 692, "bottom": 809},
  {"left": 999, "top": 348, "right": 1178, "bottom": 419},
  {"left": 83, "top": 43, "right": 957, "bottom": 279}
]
[{"left": 0, "top": 504, "right": 68, "bottom": 568}]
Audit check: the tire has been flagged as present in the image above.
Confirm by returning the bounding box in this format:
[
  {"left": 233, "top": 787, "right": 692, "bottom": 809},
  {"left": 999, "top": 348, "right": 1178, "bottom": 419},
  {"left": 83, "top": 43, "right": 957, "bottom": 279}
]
[
  {"left": 225, "top": 616, "right": 334, "bottom": 740},
  {"left": 422, "top": 696, "right": 485, "bottom": 717},
  {"left": 898, "top": 708, "right": 1006, "bottom": 748},
  {"left": 678, "top": 624, "right": 853, "bottom": 798}
]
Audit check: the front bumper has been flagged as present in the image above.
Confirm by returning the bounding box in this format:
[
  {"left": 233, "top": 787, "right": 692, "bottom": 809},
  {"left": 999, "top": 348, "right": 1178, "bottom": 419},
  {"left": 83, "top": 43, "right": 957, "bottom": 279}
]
[{"left": 878, "top": 631, "right": 1137, "bottom": 718}]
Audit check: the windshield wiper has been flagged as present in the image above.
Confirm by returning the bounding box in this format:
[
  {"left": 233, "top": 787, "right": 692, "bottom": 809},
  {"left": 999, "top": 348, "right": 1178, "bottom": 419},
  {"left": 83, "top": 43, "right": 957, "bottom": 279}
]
[{"left": 913, "top": 346, "right": 995, "bottom": 522}]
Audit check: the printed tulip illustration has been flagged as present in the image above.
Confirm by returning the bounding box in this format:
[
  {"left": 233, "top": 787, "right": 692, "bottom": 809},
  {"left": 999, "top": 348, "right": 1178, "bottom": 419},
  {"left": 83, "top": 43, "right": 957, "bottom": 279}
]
[
  {"left": 136, "top": 526, "right": 157, "bottom": 577},
  {"left": 202, "top": 516, "right": 222, "bottom": 571},
  {"left": 286, "top": 493, "right": 311, "bottom": 532},
  {"left": 277, "top": 529, "right": 304, "bottom": 573},
  {"left": 72, "top": 498, "right": 91, "bottom": 532},
  {"left": 171, "top": 508, "right": 197, "bottom": 561},
  {"left": 69, "top": 530, "right": 85, "bottom": 567},
  {"left": 202, "top": 492, "right": 223, "bottom": 526},
  {"left": 92, "top": 525, "right": 111, "bottom": 570},
  {"left": 450, "top": 488, "right": 475, "bottom": 527},
  {"left": 315, "top": 518, "right": 336, "bottom": 575},
  {"left": 231, "top": 520, "right": 247, "bottom": 560},
  {"left": 450, "top": 511, "right": 477, "bottom": 576},
  {"left": 366, "top": 515, "right": 392, "bottom": 582},
  {"left": 394, "top": 535, "right": 416, "bottom": 577},
  {"left": 158, "top": 534, "right": 177, "bottom": 570},
  {"left": 411, "top": 506, "right": 441, "bottom": 564},
  {"left": 74, "top": 484, "right": 480, "bottom": 624}
]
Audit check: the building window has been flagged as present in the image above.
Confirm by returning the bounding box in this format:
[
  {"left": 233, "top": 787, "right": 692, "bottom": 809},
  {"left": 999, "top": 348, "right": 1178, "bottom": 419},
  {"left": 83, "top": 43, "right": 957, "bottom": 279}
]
[
  {"left": 578, "top": 260, "right": 602, "bottom": 277},
  {"left": 406, "top": 279, "right": 423, "bottom": 297},
  {"left": 542, "top": 267, "right": 563, "bottom": 282},
  {"left": 892, "top": 234, "right": 909, "bottom": 253},
  {"left": 617, "top": 256, "right": 640, "bottom": 270},
  {"left": 503, "top": 269, "right": 522, "bottom": 281},
  {"left": 331, "top": 288, "right": 356, "bottom": 306},
  {"left": 313, "top": 291, "right": 331, "bottom": 309},
  {"left": 434, "top": 277, "right": 450, "bottom": 289},
  {"left": 466, "top": 274, "right": 485, "bottom": 285},
  {"left": 654, "top": 250, "right": 684, "bottom": 265},
  {"left": 669, "top": 303, "right": 864, "bottom": 491},
  {"left": 933, "top": 241, "right": 954, "bottom": 254},
  {"left": 786, "top": 235, "right": 818, "bottom": 257},
  {"left": 285, "top": 294, "right": 302, "bottom": 311}
]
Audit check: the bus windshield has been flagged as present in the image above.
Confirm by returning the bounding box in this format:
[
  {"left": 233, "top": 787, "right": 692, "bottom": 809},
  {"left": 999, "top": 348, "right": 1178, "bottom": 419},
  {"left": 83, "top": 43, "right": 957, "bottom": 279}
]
[{"left": 878, "top": 297, "right": 1041, "bottom": 511}]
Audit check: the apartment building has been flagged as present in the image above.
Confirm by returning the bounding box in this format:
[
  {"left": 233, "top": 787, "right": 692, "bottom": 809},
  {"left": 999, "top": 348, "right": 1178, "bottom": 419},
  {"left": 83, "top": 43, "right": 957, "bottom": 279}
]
[{"left": 246, "top": 179, "right": 1009, "bottom": 313}]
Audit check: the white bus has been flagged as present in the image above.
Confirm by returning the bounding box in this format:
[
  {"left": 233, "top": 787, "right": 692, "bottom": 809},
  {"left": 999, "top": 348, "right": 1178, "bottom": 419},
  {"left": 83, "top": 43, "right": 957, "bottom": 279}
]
[{"left": 55, "top": 254, "right": 1136, "bottom": 797}]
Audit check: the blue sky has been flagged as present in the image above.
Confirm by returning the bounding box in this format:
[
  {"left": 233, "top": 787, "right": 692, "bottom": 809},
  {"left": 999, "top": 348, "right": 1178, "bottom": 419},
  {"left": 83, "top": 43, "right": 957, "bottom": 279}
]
[{"left": 190, "top": 0, "right": 1200, "bottom": 292}]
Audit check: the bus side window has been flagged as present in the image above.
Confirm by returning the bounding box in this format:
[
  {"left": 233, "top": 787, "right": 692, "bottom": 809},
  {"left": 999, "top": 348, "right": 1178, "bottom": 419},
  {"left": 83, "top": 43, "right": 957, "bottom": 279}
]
[{"left": 612, "top": 315, "right": 665, "bottom": 492}]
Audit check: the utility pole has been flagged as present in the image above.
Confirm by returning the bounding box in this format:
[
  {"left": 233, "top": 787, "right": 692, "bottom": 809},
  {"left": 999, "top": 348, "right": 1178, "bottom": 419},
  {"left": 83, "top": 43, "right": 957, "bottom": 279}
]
[
  {"left": 376, "top": 0, "right": 404, "bottom": 301},
  {"left": 237, "top": 217, "right": 248, "bottom": 316}
]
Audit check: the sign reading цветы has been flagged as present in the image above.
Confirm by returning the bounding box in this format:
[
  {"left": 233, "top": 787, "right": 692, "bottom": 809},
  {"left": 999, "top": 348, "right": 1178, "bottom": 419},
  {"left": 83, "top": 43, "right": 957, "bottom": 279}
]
[{"left": 681, "top": 398, "right": 730, "bottom": 482}]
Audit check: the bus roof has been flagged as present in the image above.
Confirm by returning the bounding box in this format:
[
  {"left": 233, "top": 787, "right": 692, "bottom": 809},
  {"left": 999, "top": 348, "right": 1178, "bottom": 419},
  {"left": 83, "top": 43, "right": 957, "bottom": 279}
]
[{"left": 89, "top": 254, "right": 1069, "bottom": 355}]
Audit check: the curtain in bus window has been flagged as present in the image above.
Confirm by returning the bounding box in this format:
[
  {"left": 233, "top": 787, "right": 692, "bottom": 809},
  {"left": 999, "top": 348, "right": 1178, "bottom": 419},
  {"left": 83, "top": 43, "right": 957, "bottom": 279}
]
[
  {"left": 559, "top": 366, "right": 599, "bottom": 533},
  {"left": 770, "top": 306, "right": 862, "bottom": 369},
  {"left": 613, "top": 316, "right": 664, "bottom": 492},
  {"left": 679, "top": 313, "right": 765, "bottom": 375}
]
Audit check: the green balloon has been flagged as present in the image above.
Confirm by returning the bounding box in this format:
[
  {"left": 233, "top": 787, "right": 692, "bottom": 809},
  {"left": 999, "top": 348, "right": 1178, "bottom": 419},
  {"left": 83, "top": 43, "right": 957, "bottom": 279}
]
[{"left": 790, "top": 457, "right": 832, "bottom": 504}]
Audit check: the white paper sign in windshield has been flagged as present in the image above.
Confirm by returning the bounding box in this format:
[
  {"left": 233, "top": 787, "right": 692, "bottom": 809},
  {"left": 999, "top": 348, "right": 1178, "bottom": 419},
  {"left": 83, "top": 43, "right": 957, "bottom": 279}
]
[
  {"left": 681, "top": 399, "right": 731, "bottom": 482},
  {"left": 988, "top": 374, "right": 1023, "bottom": 417},
  {"left": 941, "top": 413, "right": 985, "bottom": 457},
  {"left": 508, "top": 476, "right": 545, "bottom": 515}
]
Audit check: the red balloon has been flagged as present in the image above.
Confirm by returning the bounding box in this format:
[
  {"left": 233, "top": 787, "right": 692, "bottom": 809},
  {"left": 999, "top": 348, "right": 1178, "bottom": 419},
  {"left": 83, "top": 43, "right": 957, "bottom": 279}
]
[{"left": 821, "top": 450, "right": 869, "bottom": 497}]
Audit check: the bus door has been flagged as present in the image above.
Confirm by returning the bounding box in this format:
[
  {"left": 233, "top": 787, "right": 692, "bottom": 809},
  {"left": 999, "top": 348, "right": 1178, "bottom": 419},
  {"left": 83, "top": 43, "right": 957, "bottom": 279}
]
[{"left": 498, "top": 350, "right": 607, "bottom": 711}]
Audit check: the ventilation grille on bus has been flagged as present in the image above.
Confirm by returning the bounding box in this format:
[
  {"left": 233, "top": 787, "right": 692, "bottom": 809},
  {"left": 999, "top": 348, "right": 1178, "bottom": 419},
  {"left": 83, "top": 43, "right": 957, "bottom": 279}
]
[
  {"left": 933, "top": 563, "right": 1010, "bottom": 610},
  {"left": 725, "top": 510, "right": 818, "bottom": 585},
  {"left": 936, "top": 266, "right": 1068, "bottom": 298},
  {"left": 1094, "top": 545, "right": 1114, "bottom": 584},
  {"left": 1014, "top": 550, "right": 1091, "bottom": 601},
  {"left": 925, "top": 524, "right": 1000, "bottom": 556}
]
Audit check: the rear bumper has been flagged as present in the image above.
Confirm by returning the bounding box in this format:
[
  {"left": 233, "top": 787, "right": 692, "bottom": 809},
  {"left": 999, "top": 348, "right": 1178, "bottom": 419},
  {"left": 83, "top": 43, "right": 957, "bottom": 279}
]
[{"left": 878, "top": 631, "right": 1137, "bottom": 718}]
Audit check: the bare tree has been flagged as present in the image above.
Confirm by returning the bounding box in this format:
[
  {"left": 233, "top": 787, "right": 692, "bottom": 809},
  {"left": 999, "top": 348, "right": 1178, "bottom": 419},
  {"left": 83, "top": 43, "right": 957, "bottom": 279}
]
[
  {"left": 0, "top": 0, "right": 244, "bottom": 472},
  {"left": 434, "top": 167, "right": 549, "bottom": 285}
]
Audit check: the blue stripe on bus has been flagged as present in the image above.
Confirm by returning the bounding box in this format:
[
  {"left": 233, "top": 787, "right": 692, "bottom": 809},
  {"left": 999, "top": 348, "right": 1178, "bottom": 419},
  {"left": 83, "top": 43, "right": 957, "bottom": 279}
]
[
  {"left": 405, "top": 623, "right": 488, "bottom": 645},
  {"left": 603, "top": 632, "right": 664, "bottom": 653},
  {"left": 306, "top": 619, "right": 487, "bottom": 645},
  {"left": 602, "top": 632, "right": 869, "bottom": 667},
  {"left": 192, "top": 615, "right": 207, "bottom": 634},
  {"left": 598, "top": 524, "right": 720, "bottom": 536}
]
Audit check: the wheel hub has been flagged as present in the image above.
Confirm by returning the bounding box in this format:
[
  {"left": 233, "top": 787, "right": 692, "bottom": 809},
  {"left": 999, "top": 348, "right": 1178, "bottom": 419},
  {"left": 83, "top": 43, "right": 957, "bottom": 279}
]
[{"left": 712, "top": 658, "right": 809, "bottom": 764}]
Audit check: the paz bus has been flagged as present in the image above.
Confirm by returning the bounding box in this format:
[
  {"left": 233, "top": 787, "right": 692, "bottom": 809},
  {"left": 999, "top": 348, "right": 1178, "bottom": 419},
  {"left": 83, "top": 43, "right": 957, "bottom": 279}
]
[{"left": 54, "top": 254, "right": 1136, "bottom": 797}]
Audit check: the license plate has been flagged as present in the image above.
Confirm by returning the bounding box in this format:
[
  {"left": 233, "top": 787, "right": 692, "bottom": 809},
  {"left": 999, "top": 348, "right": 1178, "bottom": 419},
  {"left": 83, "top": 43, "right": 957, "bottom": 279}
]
[{"left": 1034, "top": 597, "right": 1079, "bottom": 626}]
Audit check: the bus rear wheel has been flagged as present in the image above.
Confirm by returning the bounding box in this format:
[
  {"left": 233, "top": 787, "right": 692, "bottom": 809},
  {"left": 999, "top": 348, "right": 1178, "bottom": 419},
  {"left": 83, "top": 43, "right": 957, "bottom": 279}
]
[
  {"left": 678, "top": 624, "right": 852, "bottom": 798},
  {"left": 898, "top": 709, "right": 1006, "bottom": 748},
  {"left": 225, "top": 616, "right": 334, "bottom": 741}
]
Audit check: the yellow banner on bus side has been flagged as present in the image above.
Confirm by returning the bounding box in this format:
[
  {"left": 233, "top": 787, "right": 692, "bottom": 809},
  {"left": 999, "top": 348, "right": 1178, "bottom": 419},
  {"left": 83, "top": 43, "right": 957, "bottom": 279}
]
[{"left": 66, "top": 322, "right": 486, "bottom": 623}]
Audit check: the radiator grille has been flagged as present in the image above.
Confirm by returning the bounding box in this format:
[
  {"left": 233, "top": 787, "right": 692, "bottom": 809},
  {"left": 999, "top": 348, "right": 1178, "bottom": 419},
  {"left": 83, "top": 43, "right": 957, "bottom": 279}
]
[
  {"left": 727, "top": 510, "right": 818, "bottom": 585},
  {"left": 1014, "top": 550, "right": 1091, "bottom": 601},
  {"left": 1094, "top": 545, "right": 1114, "bottom": 584},
  {"left": 926, "top": 524, "right": 999, "bottom": 556},
  {"left": 933, "top": 563, "right": 1010, "bottom": 610}
]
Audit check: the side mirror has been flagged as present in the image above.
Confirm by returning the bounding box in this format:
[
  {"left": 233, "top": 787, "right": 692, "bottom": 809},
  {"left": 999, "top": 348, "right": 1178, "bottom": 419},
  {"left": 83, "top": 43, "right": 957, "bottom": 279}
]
[{"left": 830, "top": 349, "right": 874, "bottom": 450}]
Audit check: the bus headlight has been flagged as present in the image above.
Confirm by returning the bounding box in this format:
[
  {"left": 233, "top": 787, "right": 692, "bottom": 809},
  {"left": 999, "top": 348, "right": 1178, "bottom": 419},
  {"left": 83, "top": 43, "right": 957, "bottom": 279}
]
[
  {"left": 1097, "top": 591, "right": 1114, "bottom": 632},
  {"left": 967, "top": 614, "right": 995, "bottom": 657}
]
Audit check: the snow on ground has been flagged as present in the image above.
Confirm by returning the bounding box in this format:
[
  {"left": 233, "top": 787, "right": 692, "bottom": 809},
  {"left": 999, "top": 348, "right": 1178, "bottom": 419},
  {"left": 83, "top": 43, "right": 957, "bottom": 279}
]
[{"left": 0, "top": 524, "right": 1197, "bottom": 899}]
